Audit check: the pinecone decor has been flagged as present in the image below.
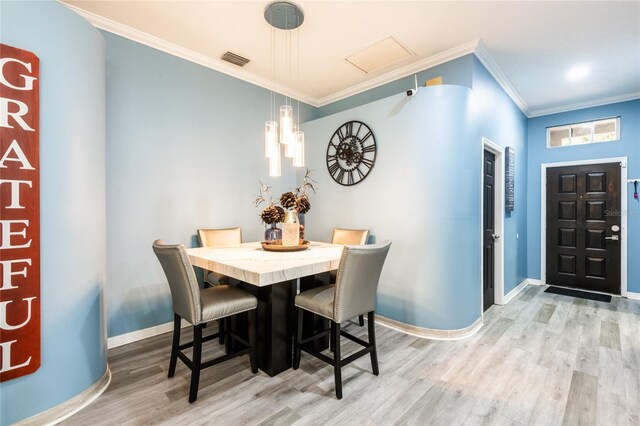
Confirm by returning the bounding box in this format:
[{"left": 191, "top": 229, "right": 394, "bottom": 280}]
[
  {"left": 295, "top": 195, "right": 311, "bottom": 214},
  {"left": 260, "top": 205, "right": 285, "bottom": 224},
  {"left": 280, "top": 191, "right": 297, "bottom": 209}
]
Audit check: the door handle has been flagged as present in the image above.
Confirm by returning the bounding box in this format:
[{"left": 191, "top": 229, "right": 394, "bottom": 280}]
[
  {"left": 492, "top": 234, "right": 500, "bottom": 240},
  {"left": 605, "top": 235, "right": 619, "bottom": 241}
]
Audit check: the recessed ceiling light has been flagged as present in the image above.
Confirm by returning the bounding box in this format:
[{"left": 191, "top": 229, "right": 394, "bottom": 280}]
[{"left": 566, "top": 65, "right": 590, "bottom": 81}]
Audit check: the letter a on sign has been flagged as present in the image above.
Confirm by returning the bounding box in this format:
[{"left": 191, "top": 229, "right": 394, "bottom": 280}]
[{"left": 0, "top": 44, "right": 40, "bottom": 382}]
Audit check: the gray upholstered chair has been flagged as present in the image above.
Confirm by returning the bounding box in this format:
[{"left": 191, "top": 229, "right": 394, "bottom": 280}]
[
  {"left": 330, "top": 228, "right": 370, "bottom": 326},
  {"left": 293, "top": 240, "right": 391, "bottom": 399},
  {"left": 197, "top": 227, "right": 242, "bottom": 287},
  {"left": 152, "top": 240, "right": 258, "bottom": 403}
]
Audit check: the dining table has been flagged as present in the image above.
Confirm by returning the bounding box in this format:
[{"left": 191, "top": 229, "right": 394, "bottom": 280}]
[{"left": 186, "top": 241, "right": 344, "bottom": 376}]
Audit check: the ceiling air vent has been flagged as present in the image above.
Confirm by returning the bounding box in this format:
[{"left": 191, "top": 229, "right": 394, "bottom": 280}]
[
  {"left": 346, "top": 36, "right": 414, "bottom": 74},
  {"left": 221, "top": 51, "right": 250, "bottom": 67}
]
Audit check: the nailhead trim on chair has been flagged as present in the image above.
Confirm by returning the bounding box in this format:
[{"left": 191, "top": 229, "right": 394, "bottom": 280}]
[
  {"left": 178, "top": 246, "right": 202, "bottom": 325},
  {"left": 202, "top": 304, "right": 259, "bottom": 324},
  {"left": 333, "top": 246, "right": 350, "bottom": 323},
  {"left": 294, "top": 302, "right": 334, "bottom": 321}
]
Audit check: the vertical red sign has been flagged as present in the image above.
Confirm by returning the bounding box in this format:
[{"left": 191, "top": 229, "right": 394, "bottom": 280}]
[{"left": 0, "top": 44, "right": 41, "bottom": 382}]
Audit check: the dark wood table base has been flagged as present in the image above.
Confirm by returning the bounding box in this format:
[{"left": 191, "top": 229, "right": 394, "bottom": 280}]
[{"left": 229, "top": 273, "right": 331, "bottom": 377}]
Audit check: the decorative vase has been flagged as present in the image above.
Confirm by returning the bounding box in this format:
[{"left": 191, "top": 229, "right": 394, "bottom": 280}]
[
  {"left": 282, "top": 210, "right": 300, "bottom": 246},
  {"left": 298, "top": 213, "right": 305, "bottom": 241},
  {"left": 264, "top": 222, "right": 282, "bottom": 243}
]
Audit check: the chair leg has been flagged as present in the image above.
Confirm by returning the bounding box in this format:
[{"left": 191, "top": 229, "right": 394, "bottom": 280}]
[
  {"left": 368, "top": 311, "right": 379, "bottom": 376},
  {"left": 248, "top": 310, "right": 258, "bottom": 373},
  {"left": 358, "top": 314, "right": 365, "bottom": 326},
  {"left": 168, "top": 313, "right": 181, "bottom": 378},
  {"left": 330, "top": 323, "right": 335, "bottom": 353},
  {"left": 333, "top": 321, "right": 342, "bottom": 399},
  {"left": 218, "top": 319, "right": 225, "bottom": 344},
  {"left": 189, "top": 325, "right": 203, "bottom": 403},
  {"left": 293, "top": 307, "right": 303, "bottom": 370},
  {"left": 224, "top": 317, "right": 232, "bottom": 354}
]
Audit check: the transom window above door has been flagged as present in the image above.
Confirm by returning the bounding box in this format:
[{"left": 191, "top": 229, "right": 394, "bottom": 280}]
[{"left": 547, "top": 117, "right": 620, "bottom": 148}]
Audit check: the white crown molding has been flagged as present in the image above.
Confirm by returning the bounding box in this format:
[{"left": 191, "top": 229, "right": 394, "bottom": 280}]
[
  {"left": 61, "top": 2, "right": 638, "bottom": 117},
  {"left": 61, "top": 2, "right": 320, "bottom": 107},
  {"left": 473, "top": 40, "right": 530, "bottom": 116},
  {"left": 315, "top": 39, "right": 480, "bottom": 107},
  {"left": 527, "top": 92, "right": 640, "bottom": 118}
]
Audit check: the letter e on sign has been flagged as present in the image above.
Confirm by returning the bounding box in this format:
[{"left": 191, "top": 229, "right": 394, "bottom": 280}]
[{"left": 0, "top": 43, "right": 40, "bottom": 382}]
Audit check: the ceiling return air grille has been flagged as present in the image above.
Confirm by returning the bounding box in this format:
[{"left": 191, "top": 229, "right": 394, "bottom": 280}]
[{"left": 221, "top": 51, "right": 250, "bottom": 67}]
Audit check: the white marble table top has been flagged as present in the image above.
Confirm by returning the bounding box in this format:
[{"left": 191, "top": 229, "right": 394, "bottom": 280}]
[{"left": 186, "top": 241, "right": 344, "bottom": 287}]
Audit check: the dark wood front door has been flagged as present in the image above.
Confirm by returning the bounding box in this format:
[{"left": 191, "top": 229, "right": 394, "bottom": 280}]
[
  {"left": 483, "top": 150, "right": 496, "bottom": 311},
  {"left": 546, "top": 162, "right": 621, "bottom": 294}
]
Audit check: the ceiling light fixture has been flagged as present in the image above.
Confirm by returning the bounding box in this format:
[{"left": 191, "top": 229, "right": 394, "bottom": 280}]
[
  {"left": 264, "top": 1, "right": 305, "bottom": 177},
  {"left": 566, "top": 65, "right": 590, "bottom": 81}
]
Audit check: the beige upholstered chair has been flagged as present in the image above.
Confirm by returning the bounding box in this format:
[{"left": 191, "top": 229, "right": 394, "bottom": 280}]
[
  {"left": 153, "top": 240, "right": 258, "bottom": 403},
  {"left": 330, "top": 228, "right": 370, "bottom": 326},
  {"left": 293, "top": 240, "right": 391, "bottom": 399},
  {"left": 197, "top": 227, "right": 243, "bottom": 344},
  {"left": 197, "top": 227, "right": 242, "bottom": 287},
  {"left": 331, "top": 228, "right": 370, "bottom": 246}
]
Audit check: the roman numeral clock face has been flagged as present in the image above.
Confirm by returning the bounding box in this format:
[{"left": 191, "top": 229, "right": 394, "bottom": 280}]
[{"left": 326, "top": 121, "right": 377, "bottom": 186}]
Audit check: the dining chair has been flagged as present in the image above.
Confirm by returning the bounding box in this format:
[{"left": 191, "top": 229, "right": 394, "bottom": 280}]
[
  {"left": 152, "top": 240, "right": 258, "bottom": 403},
  {"left": 293, "top": 240, "right": 391, "bottom": 399},
  {"left": 331, "top": 228, "right": 370, "bottom": 326},
  {"left": 197, "top": 227, "right": 242, "bottom": 344},
  {"left": 197, "top": 227, "right": 242, "bottom": 287}
]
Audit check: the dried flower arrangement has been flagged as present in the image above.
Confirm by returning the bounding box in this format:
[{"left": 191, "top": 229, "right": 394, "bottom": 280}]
[
  {"left": 254, "top": 182, "right": 285, "bottom": 225},
  {"left": 290, "top": 169, "right": 316, "bottom": 214}
]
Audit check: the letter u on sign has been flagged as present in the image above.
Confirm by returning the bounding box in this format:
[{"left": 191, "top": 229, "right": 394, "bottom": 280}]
[{"left": 0, "top": 43, "right": 41, "bottom": 382}]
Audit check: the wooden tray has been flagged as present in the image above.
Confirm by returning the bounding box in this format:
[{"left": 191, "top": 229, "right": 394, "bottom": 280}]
[{"left": 261, "top": 240, "right": 310, "bottom": 252}]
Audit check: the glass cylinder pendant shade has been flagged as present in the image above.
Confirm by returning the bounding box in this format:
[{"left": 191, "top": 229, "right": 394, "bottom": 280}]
[
  {"left": 284, "top": 125, "right": 297, "bottom": 158},
  {"left": 279, "top": 105, "right": 294, "bottom": 146},
  {"left": 268, "top": 141, "right": 281, "bottom": 177},
  {"left": 264, "top": 121, "right": 278, "bottom": 158},
  {"left": 292, "top": 130, "right": 305, "bottom": 167}
]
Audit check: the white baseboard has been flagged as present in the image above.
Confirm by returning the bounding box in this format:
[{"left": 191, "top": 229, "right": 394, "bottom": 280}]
[
  {"left": 626, "top": 291, "right": 640, "bottom": 301},
  {"left": 107, "top": 319, "right": 190, "bottom": 349},
  {"left": 16, "top": 367, "right": 111, "bottom": 426},
  {"left": 526, "top": 278, "right": 543, "bottom": 286},
  {"left": 374, "top": 315, "right": 483, "bottom": 341},
  {"left": 501, "top": 279, "right": 530, "bottom": 305}
]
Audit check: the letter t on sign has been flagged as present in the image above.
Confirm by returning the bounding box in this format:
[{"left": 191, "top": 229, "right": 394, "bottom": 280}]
[{"left": 0, "top": 43, "right": 40, "bottom": 382}]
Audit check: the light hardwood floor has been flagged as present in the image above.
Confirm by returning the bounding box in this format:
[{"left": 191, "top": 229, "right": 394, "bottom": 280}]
[{"left": 65, "top": 285, "right": 640, "bottom": 425}]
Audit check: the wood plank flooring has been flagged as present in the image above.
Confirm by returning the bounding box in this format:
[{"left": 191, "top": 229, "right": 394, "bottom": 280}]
[{"left": 65, "top": 285, "right": 640, "bottom": 425}]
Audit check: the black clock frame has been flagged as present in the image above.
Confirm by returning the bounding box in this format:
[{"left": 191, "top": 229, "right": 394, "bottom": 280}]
[{"left": 326, "top": 120, "right": 377, "bottom": 186}]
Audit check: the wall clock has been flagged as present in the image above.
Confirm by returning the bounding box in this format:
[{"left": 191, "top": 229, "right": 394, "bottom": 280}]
[{"left": 326, "top": 120, "right": 377, "bottom": 186}]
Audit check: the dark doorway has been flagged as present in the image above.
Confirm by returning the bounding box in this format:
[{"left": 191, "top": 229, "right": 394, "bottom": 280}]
[
  {"left": 546, "top": 162, "right": 621, "bottom": 294},
  {"left": 483, "top": 150, "right": 496, "bottom": 311}
]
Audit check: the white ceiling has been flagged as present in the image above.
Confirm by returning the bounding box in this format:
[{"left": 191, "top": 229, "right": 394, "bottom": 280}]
[{"left": 61, "top": 0, "right": 640, "bottom": 117}]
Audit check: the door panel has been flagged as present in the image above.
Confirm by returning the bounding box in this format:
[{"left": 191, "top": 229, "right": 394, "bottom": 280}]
[
  {"left": 483, "top": 150, "right": 495, "bottom": 311},
  {"left": 546, "top": 163, "right": 621, "bottom": 294}
]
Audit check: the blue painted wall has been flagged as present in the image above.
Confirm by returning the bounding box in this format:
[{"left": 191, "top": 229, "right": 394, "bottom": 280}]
[
  {"left": 315, "top": 54, "right": 474, "bottom": 119},
  {"left": 302, "top": 86, "right": 481, "bottom": 330},
  {"left": 300, "top": 53, "right": 528, "bottom": 330},
  {"left": 526, "top": 100, "right": 640, "bottom": 293},
  {"left": 471, "top": 57, "right": 529, "bottom": 294},
  {"left": 103, "top": 32, "right": 317, "bottom": 337},
  {"left": 0, "top": 1, "right": 107, "bottom": 424}
]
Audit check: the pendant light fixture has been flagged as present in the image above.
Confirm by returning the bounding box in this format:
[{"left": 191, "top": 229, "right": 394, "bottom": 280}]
[{"left": 264, "top": 1, "right": 305, "bottom": 176}]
